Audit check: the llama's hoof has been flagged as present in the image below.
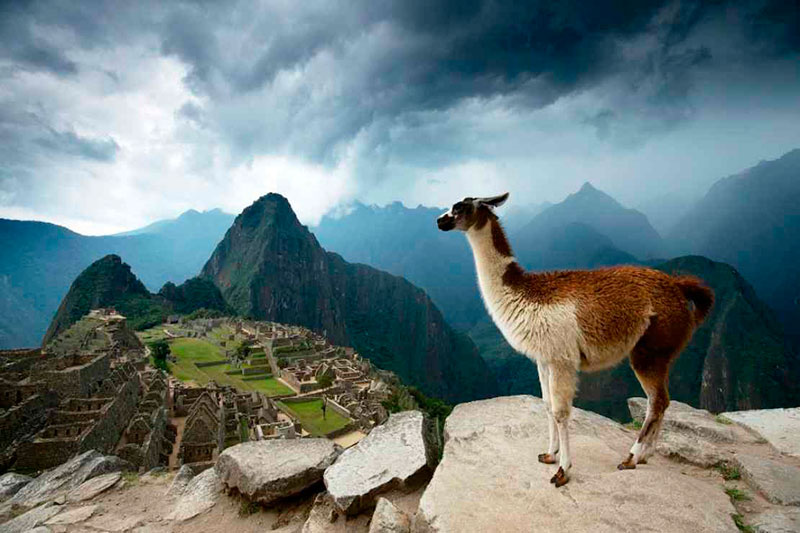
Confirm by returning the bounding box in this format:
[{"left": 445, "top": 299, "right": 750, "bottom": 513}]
[
  {"left": 617, "top": 453, "right": 636, "bottom": 470},
  {"left": 550, "top": 467, "right": 569, "bottom": 487},
  {"left": 638, "top": 458, "right": 648, "bottom": 465},
  {"left": 538, "top": 453, "right": 557, "bottom": 464}
]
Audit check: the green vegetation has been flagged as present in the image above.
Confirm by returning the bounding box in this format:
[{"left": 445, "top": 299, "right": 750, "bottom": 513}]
[
  {"left": 715, "top": 414, "right": 733, "bottom": 425},
  {"left": 121, "top": 472, "right": 140, "bottom": 486},
  {"left": 725, "top": 487, "right": 751, "bottom": 502},
  {"left": 149, "top": 340, "right": 170, "bottom": 372},
  {"left": 185, "top": 307, "right": 226, "bottom": 320},
  {"left": 248, "top": 377, "right": 293, "bottom": 397},
  {"left": 164, "top": 337, "right": 293, "bottom": 396},
  {"left": 624, "top": 420, "right": 643, "bottom": 431},
  {"left": 238, "top": 499, "right": 260, "bottom": 517},
  {"left": 731, "top": 514, "right": 754, "bottom": 533},
  {"left": 716, "top": 462, "right": 741, "bottom": 481},
  {"left": 317, "top": 372, "right": 334, "bottom": 389},
  {"left": 278, "top": 399, "right": 350, "bottom": 436}
]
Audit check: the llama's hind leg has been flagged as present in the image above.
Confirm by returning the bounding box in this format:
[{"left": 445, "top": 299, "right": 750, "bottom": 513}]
[
  {"left": 620, "top": 351, "right": 671, "bottom": 470},
  {"left": 536, "top": 361, "right": 559, "bottom": 465},
  {"left": 548, "top": 363, "right": 577, "bottom": 487}
]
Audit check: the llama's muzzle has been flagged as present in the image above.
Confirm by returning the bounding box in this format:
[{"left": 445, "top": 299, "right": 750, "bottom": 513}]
[{"left": 437, "top": 213, "right": 455, "bottom": 231}]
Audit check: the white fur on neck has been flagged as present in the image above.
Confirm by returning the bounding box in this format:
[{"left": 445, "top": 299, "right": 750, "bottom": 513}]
[{"left": 466, "top": 223, "right": 581, "bottom": 366}]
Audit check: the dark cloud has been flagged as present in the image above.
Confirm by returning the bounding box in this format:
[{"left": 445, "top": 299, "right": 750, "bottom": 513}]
[{"left": 34, "top": 129, "right": 119, "bottom": 162}]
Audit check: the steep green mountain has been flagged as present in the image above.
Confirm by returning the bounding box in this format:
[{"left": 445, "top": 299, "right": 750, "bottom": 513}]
[
  {"left": 669, "top": 149, "right": 800, "bottom": 340},
  {"left": 475, "top": 255, "right": 797, "bottom": 420},
  {"left": 0, "top": 209, "right": 232, "bottom": 348},
  {"left": 201, "top": 193, "right": 497, "bottom": 403},
  {"left": 515, "top": 182, "right": 665, "bottom": 260},
  {"left": 43, "top": 254, "right": 228, "bottom": 345},
  {"left": 314, "top": 202, "right": 480, "bottom": 329}
]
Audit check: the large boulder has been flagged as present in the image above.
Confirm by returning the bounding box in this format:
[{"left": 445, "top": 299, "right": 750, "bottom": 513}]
[
  {"left": 721, "top": 408, "right": 800, "bottom": 458},
  {"left": 324, "top": 411, "right": 437, "bottom": 515},
  {"left": 3, "top": 451, "right": 131, "bottom": 510},
  {"left": 0, "top": 474, "right": 32, "bottom": 502},
  {"left": 216, "top": 439, "right": 340, "bottom": 505},
  {"left": 414, "top": 395, "right": 736, "bottom": 533}
]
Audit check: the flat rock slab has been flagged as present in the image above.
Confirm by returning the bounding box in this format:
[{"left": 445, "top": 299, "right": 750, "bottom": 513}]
[
  {"left": 369, "top": 498, "right": 410, "bottom": 533},
  {"left": 4, "top": 450, "right": 131, "bottom": 509},
  {"left": 655, "top": 428, "right": 726, "bottom": 468},
  {"left": 722, "top": 408, "right": 800, "bottom": 457},
  {"left": 325, "top": 411, "right": 435, "bottom": 515},
  {"left": 734, "top": 453, "right": 800, "bottom": 506},
  {"left": 0, "top": 503, "right": 60, "bottom": 533},
  {"left": 628, "top": 397, "right": 737, "bottom": 443},
  {"left": 45, "top": 504, "right": 98, "bottom": 525},
  {"left": 752, "top": 507, "right": 800, "bottom": 533},
  {"left": 0, "top": 474, "right": 32, "bottom": 503},
  {"left": 216, "top": 439, "right": 340, "bottom": 505},
  {"left": 415, "top": 395, "right": 736, "bottom": 533},
  {"left": 167, "top": 466, "right": 221, "bottom": 521},
  {"left": 67, "top": 472, "right": 121, "bottom": 502}
]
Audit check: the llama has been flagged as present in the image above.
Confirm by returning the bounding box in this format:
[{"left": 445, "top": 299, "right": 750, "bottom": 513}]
[{"left": 437, "top": 193, "right": 713, "bottom": 487}]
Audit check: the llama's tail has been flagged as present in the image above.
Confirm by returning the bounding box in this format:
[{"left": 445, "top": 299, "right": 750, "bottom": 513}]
[{"left": 675, "top": 276, "right": 714, "bottom": 325}]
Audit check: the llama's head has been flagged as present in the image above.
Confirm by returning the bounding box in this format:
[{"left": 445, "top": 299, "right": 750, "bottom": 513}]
[{"left": 437, "top": 193, "right": 509, "bottom": 231}]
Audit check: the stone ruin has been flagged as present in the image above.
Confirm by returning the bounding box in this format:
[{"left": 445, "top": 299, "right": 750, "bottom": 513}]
[
  {"left": 0, "top": 311, "right": 156, "bottom": 472},
  {"left": 173, "top": 383, "right": 296, "bottom": 470}
]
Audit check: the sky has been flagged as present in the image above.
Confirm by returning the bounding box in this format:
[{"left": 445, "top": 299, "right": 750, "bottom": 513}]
[{"left": 0, "top": 1, "right": 798, "bottom": 235}]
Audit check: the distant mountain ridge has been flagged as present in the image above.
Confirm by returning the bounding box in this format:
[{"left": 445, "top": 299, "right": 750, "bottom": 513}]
[
  {"left": 202, "top": 193, "right": 497, "bottom": 403},
  {"left": 514, "top": 182, "right": 665, "bottom": 260},
  {"left": 0, "top": 209, "right": 233, "bottom": 348},
  {"left": 669, "top": 149, "right": 800, "bottom": 338}
]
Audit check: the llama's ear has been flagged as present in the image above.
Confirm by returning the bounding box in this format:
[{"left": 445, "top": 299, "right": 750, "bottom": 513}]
[{"left": 477, "top": 193, "right": 509, "bottom": 208}]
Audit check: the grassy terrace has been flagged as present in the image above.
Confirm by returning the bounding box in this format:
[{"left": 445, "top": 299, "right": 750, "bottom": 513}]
[
  {"left": 278, "top": 399, "right": 350, "bottom": 436},
  {"left": 144, "top": 334, "right": 294, "bottom": 397}
]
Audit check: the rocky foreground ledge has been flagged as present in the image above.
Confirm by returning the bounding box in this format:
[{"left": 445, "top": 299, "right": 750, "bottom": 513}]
[{"left": 2, "top": 397, "right": 799, "bottom": 532}]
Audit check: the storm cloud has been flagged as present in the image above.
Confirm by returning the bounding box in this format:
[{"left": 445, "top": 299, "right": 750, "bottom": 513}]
[{"left": 0, "top": 0, "right": 798, "bottom": 233}]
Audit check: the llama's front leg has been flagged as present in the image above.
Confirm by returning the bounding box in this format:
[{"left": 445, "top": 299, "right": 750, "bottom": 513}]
[
  {"left": 548, "top": 363, "right": 577, "bottom": 488},
  {"left": 536, "top": 361, "right": 559, "bottom": 464}
]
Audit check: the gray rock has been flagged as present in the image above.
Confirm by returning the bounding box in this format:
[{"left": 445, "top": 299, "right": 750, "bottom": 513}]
[
  {"left": 66, "top": 472, "right": 121, "bottom": 502},
  {"left": 734, "top": 453, "right": 800, "bottom": 506},
  {"left": 301, "top": 493, "right": 345, "bottom": 533},
  {"left": 369, "top": 498, "right": 410, "bottom": 533},
  {"left": 325, "top": 411, "right": 435, "bottom": 515},
  {"left": 216, "top": 439, "right": 340, "bottom": 505},
  {"left": 4, "top": 450, "right": 131, "bottom": 509},
  {"left": 167, "top": 467, "right": 221, "bottom": 521},
  {"left": 628, "top": 397, "right": 736, "bottom": 443},
  {"left": 0, "top": 474, "right": 32, "bottom": 502},
  {"left": 414, "top": 395, "right": 737, "bottom": 533},
  {"left": 44, "top": 504, "right": 98, "bottom": 525},
  {"left": 752, "top": 507, "right": 800, "bottom": 532},
  {"left": 166, "top": 465, "right": 195, "bottom": 497},
  {"left": 0, "top": 503, "right": 60, "bottom": 533},
  {"left": 655, "top": 429, "right": 726, "bottom": 467},
  {"left": 722, "top": 408, "right": 800, "bottom": 458}
]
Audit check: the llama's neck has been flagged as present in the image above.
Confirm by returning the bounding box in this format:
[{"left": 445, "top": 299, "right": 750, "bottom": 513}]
[{"left": 465, "top": 218, "right": 518, "bottom": 312}]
